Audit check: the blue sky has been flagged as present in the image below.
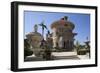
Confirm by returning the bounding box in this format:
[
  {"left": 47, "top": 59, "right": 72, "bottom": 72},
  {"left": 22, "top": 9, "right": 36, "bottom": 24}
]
[{"left": 24, "top": 11, "right": 90, "bottom": 44}]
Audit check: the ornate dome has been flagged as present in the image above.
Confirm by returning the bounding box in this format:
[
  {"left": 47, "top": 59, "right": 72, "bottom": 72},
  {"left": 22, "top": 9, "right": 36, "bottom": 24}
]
[
  {"left": 26, "top": 24, "right": 43, "bottom": 41},
  {"left": 27, "top": 32, "right": 42, "bottom": 37},
  {"left": 51, "top": 16, "right": 75, "bottom": 30},
  {"left": 26, "top": 32, "right": 43, "bottom": 41}
]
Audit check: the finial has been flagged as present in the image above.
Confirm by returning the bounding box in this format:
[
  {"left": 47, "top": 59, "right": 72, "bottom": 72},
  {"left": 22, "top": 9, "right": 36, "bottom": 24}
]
[
  {"left": 64, "top": 16, "right": 68, "bottom": 20},
  {"left": 34, "top": 24, "right": 38, "bottom": 32}
]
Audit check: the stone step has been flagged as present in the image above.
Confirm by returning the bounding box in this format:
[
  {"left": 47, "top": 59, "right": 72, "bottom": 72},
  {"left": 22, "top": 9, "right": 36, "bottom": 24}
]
[{"left": 52, "top": 52, "right": 77, "bottom": 56}]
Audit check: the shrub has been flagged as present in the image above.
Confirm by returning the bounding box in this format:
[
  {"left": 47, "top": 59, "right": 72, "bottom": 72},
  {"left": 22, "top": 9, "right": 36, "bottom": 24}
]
[
  {"left": 24, "top": 39, "right": 33, "bottom": 58},
  {"left": 24, "top": 48, "right": 33, "bottom": 58},
  {"left": 77, "top": 49, "right": 87, "bottom": 55}
]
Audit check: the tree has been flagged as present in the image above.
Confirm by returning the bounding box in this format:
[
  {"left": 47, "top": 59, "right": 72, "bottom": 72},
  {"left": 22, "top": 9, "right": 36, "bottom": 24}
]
[
  {"left": 38, "top": 21, "right": 48, "bottom": 38},
  {"left": 75, "top": 41, "right": 87, "bottom": 55},
  {"left": 75, "top": 41, "right": 81, "bottom": 54},
  {"left": 24, "top": 39, "right": 33, "bottom": 59},
  {"left": 39, "top": 21, "right": 50, "bottom": 50},
  {"left": 75, "top": 41, "right": 80, "bottom": 50}
]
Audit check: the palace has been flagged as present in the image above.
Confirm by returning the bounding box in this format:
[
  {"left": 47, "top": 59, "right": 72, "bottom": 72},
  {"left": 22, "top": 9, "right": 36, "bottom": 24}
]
[
  {"left": 50, "top": 16, "right": 77, "bottom": 51},
  {"left": 26, "top": 16, "right": 77, "bottom": 54}
]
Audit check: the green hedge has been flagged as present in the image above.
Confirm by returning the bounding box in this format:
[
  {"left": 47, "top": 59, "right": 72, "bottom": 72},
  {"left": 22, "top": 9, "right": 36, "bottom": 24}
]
[
  {"left": 24, "top": 48, "right": 33, "bottom": 58},
  {"left": 77, "top": 49, "right": 87, "bottom": 55}
]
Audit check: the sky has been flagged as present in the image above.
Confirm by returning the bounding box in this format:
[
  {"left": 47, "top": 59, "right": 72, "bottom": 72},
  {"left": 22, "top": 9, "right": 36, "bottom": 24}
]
[{"left": 24, "top": 11, "right": 90, "bottom": 44}]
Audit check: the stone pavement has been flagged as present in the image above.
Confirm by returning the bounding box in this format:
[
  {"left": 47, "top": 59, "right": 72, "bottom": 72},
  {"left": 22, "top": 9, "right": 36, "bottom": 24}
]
[{"left": 24, "top": 52, "right": 89, "bottom": 62}]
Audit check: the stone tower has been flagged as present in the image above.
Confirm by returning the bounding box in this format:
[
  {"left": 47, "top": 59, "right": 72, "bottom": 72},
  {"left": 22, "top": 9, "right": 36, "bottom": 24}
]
[{"left": 51, "top": 16, "right": 77, "bottom": 51}]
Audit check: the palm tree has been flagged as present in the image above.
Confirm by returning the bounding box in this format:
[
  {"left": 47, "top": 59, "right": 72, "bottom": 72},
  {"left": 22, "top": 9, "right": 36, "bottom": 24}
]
[
  {"left": 75, "top": 41, "right": 80, "bottom": 53},
  {"left": 75, "top": 41, "right": 80, "bottom": 49},
  {"left": 38, "top": 21, "right": 48, "bottom": 38}
]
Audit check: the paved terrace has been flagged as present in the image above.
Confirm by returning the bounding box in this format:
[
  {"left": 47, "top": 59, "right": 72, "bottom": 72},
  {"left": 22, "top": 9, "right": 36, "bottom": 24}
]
[{"left": 24, "top": 52, "right": 89, "bottom": 62}]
